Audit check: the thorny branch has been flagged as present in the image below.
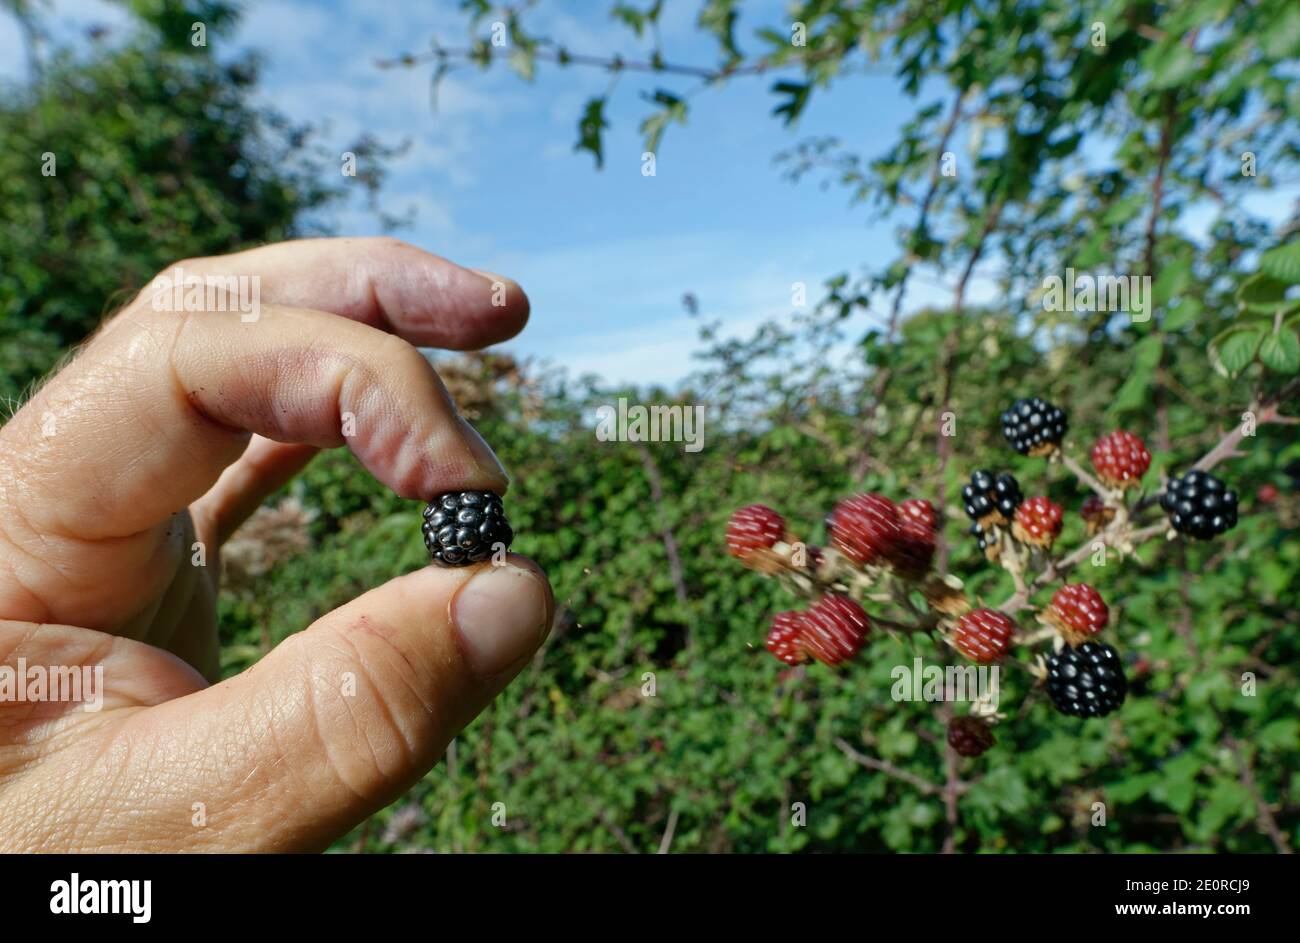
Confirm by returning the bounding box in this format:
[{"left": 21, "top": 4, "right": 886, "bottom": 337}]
[
  {"left": 835, "top": 737, "right": 969, "bottom": 799},
  {"left": 378, "top": 40, "right": 854, "bottom": 83}
]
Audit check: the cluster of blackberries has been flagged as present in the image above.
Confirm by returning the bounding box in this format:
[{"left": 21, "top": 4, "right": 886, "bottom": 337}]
[
  {"left": 1161, "top": 469, "right": 1238, "bottom": 540},
  {"left": 962, "top": 469, "right": 1022, "bottom": 556},
  {"left": 422, "top": 490, "right": 514, "bottom": 566}
]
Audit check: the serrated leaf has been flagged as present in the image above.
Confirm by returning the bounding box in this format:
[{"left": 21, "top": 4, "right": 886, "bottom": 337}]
[
  {"left": 1237, "top": 273, "right": 1289, "bottom": 312},
  {"left": 1259, "top": 329, "right": 1300, "bottom": 373},
  {"left": 1210, "top": 325, "right": 1264, "bottom": 376},
  {"left": 1259, "top": 241, "right": 1300, "bottom": 284}
]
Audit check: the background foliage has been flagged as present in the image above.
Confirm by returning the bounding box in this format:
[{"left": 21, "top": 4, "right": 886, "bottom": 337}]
[{"left": 3, "top": 0, "right": 1298, "bottom": 852}]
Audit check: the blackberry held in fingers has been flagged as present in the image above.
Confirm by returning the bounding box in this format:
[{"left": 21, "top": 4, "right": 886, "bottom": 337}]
[
  {"left": 1046, "top": 641, "right": 1127, "bottom": 718},
  {"left": 1002, "top": 397, "right": 1068, "bottom": 456},
  {"left": 1160, "top": 469, "right": 1238, "bottom": 540},
  {"left": 423, "top": 490, "right": 513, "bottom": 566}
]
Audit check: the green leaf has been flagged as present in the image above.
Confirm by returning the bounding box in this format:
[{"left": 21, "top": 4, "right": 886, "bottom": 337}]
[
  {"left": 1153, "top": 257, "right": 1192, "bottom": 306},
  {"left": 574, "top": 96, "right": 608, "bottom": 168},
  {"left": 1237, "top": 273, "right": 1289, "bottom": 312},
  {"left": 638, "top": 90, "right": 688, "bottom": 154},
  {"left": 1261, "top": 5, "right": 1300, "bottom": 59},
  {"left": 1163, "top": 298, "right": 1201, "bottom": 331},
  {"left": 1209, "top": 325, "right": 1265, "bottom": 377},
  {"left": 1147, "top": 42, "right": 1197, "bottom": 89},
  {"left": 771, "top": 81, "right": 812, "bottom": 126},
  {"left": 1259, "top": 329, "right": 1300, "bottom": 373},
  {"left": 1259, "top": 240, "right": 1300, "bottom": 284}
]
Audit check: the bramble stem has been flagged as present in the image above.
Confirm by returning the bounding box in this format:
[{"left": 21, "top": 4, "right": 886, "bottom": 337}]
[{"left": 1060, "top": 453, "right": 1109, "bottom": 500}]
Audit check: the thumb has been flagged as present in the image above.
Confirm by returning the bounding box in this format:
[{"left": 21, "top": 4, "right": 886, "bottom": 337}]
[{"left": 118, "top": 556, "right": 553, "bottom": 851}]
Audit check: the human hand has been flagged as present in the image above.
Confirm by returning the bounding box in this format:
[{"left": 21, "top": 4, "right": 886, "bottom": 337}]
[{"left": 0, "top": 238, "right": 554, "bottom": 851}]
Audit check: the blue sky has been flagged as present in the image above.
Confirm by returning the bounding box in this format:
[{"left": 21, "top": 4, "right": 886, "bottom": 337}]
[
  {"left": 3, "top": 0, "right": 980, "bottom": 386},
  {"left": 3, "top": 2, "right": 1292, "bottom": 386}
]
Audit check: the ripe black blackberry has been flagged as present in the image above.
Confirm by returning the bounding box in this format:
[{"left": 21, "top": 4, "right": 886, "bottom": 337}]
[
  {"left": 422, "top": 490, "right": 513, "bottom": 566},
  {"left": 1160, "top": 469, "right": 1238, "bottom": 540},
  {"left": 1001, "top": 397, "right": 1068, "bottom": 456},
  {"left": 969, "top": 522, "right": 992, "bottom": 554},
  {"left": 961, "top": 469, "right": 1023, "bottom": 526},
  {"left": 1045, "top": 641, "right": 1127, "bottom": 718}
]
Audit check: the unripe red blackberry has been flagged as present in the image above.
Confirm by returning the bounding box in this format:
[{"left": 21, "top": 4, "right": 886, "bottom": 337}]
[
  {"left": 1001, "top": 397, "right": 1068, "bottom": 456},
  {"left": 1012, "top": 496, "right": 1064, "bottom": 548},
  {"left": 1080, "top": 495, "right": 1114, "bottom": 535},
  {"left": 898, "top": 498, "right": 938, "bottom": 531},
  {"left": 765, "top": 612, "right": 808, "bottom": 666},
  {"left": 1090, "top": 430, "right": 1151, "bottom": 490},
  {"left": 1045, "top": 583, "right": 1109, "bottom": 644},
  {"left": 726, "top": 504, "right": 785, "bottom": 558},
  {"left": 947, "top": 715, "right": 996, "bottom": 758},
  {"left": 828, "top": 493, "right": 900, "bottom": 566},
  {"left": 888, "top": 498, "right": 937, "bottom": 578},
  {"left": 800, "top": 594, "right": 870, "bottom": 666},
  {"left": 952, "top": 608, "right": 1016, "bottom": 663}
]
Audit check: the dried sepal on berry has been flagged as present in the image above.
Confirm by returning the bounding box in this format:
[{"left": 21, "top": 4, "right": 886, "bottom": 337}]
[
  {"left": 1080, "top": 495, "right": 1115, "bottom": 535},
  {"left": 922, "top": 573, "right": 972, "bottom": 617}
]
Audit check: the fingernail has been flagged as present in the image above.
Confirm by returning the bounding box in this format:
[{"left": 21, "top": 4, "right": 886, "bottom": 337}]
[
  {"left": 458, "top": 416, "right": 510, "bottom": 487},
  {"left": 453, "top": 563, "right": 551, "bottom": 677},
  {"left": 469, "top": 267, "right": 509, "bottom": 286}
]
